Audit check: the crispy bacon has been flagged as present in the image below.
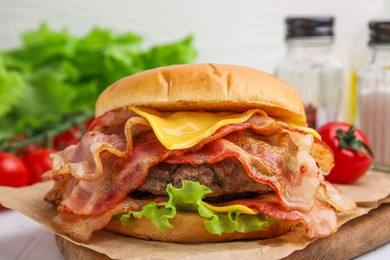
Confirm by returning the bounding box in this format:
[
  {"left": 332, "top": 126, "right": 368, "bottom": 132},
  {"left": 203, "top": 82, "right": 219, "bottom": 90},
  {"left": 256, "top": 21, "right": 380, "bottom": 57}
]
[
  {"left": 53, "top": 195, "right": 160, "bottom": 243},
  {"left": 164, "top": 133, "right": 322, "bottom": 212},
  {"left": 57, "top": 139, "right": 180, "bottom": 215},
  {"left": 231, "top": 194, "right": 338, "bottom": 238},
  {"left": 49, "top": 131, "right": 127, "bottom": 182},
  {"left": 317, "top": 180, "right": 356, "bottom": 212},
  {"left": 231, "top": 197, "right": 301, "bottom": 222},
  {"left": 166, "top": 133, "right": 355, "bottom": 214},
  {"left": 45, "top": 110, "right": 355, "bottom": 242}
]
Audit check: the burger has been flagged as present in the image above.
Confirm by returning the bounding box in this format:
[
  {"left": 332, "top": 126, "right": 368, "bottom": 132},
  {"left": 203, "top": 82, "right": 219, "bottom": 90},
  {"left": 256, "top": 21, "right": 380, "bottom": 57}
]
[{"left": 44, "top": 63, "right": 356, "bottom": 243}]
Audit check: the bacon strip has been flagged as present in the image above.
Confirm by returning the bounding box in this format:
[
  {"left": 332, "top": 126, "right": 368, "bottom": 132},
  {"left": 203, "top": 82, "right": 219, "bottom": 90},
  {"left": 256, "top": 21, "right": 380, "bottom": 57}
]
[
  {"left": 231, "top": 197, "right": 301, "bottom": 222},
  {"left": 231, "top": 194, "right": 338, "bottom": 238},
  {"left": 164, "top": 133, "right": 321, "bottom": 212},
  {"left": 53, "top": 195, "right": 158, "bottom": 243},
  {"left": 58, "top": 139, "right": 179, "bottom": 215}
]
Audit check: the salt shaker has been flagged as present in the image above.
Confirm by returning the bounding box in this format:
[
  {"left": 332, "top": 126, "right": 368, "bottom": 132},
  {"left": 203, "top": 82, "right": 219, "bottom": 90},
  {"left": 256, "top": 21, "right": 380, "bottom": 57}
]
[
  {"left": 357, "top": 21, "right": 390, "bottom": 172},
  {"left": 275, "top": 17, "right": 343, "bottom": 128}
]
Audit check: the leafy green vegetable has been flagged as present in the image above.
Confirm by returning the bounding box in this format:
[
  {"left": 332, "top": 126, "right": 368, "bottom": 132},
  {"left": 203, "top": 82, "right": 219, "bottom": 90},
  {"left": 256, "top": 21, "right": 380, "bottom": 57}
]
[
  {"left": 0, "top": 22, "right": 197, "bottom": 140},
  {"left": 204, "top": 211, "right": 276, "bottom": 235},
  {"left": 120, "top": 202, "right": 175, "bottom": 230},
  {"left": 119, "top": 181, "right": 278, "bottom": 235},
  {"left": 0, "top": 57, "right": 25, "bottom": 117}
]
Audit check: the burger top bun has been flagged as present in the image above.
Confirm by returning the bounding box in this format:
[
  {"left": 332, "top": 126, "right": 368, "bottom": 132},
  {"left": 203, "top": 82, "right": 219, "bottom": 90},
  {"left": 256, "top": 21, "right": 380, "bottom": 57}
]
[{"left": 95, "top": 63, "right": 307, "bottom": 126}]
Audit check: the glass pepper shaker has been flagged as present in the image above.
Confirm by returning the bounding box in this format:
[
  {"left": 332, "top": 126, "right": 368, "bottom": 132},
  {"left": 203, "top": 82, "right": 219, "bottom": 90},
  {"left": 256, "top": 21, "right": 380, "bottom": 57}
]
[
  {"left": 357, "top": 21, "right": 390, "bottom": 172},
  {"left": 275, "top": 16, "right": 343, "bottom": 128}
]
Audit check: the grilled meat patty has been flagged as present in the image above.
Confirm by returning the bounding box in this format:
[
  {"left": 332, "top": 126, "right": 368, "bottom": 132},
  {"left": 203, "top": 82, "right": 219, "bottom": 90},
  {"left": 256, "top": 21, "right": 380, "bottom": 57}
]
[{"left": 137, "top": 158, "right": 273, "bottom": 197}]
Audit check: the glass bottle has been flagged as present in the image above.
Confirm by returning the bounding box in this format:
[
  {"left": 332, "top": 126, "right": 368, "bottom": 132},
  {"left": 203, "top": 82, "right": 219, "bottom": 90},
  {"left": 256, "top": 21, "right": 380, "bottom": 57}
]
[
  {"left": 357, "top": 21, "right": 390, "bottom": 172},
  {"left": 275, "top": 17, "right": 343, "bottom": 128},
  {"left": 348, "top": 0, "right": 390, "bottom": 124}
]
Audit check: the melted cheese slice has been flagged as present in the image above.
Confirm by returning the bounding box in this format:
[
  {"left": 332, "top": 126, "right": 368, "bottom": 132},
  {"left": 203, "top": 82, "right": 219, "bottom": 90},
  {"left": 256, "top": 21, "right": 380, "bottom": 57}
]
[
  {"left": 288, "top": 123, "right": 321, "bottom": 140},
  {"left": 131, "top": 107, "right": 320, "bottom": 150},
  {"left": 201, "top": 201, "right": 257, "bottom": 215},
  {"left": 156, "top": 201, "right": 257, "bottom": 215},
  {"left": 131, "top": 107, "right": 266, "bottom": 150}
]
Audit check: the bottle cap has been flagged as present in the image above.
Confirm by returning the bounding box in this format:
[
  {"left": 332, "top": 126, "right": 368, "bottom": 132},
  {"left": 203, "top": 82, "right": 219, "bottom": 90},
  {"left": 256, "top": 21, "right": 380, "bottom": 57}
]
[
  {"left": 369, "top": 20, "right": 390, "bottom": 45},
  {"left": 285, "top": 16, "right": 334, "bottom": 39}
]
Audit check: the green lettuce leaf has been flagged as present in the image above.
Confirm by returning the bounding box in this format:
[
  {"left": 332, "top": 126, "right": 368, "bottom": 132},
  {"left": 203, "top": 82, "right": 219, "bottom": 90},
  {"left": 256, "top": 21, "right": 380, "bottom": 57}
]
[
  {"left": 0, "top": 22, "right": 197, "bottom": 140},
  {"left": 204, "top": 211, "right": 277, "bottom": 235},
  {"left": 120, "top": 202, "right": 175, "bottom": 230},
  {"left": 118, "top": 181, "right": 278, "bottom": 235},
  {"left": 0, "top": 57, "right": 25, "bottom": 117}
]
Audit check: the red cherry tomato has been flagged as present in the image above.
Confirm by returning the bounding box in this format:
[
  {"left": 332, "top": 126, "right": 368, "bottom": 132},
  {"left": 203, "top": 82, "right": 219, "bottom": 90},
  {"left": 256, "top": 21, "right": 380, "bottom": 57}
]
[
  {"left": 0, "top": 152, "right": 29, "bottom": 187},
  {"left": 22, "top": 149, "right": 56, "bottom": 184},
  {"left": 317, "top": 122, "right": 373, "bottom": 184},
  {"left": 53, "top": 127, "right": 82, "bottom": 150},
  {"left": 17, "top": 143, "right": 40, "bottom": 157},
  {"left": 53, "top": 118, "right": 93, "bottom": 149},
  {"left": 0, "top": 152, "right": 29, "bottom": 209}
]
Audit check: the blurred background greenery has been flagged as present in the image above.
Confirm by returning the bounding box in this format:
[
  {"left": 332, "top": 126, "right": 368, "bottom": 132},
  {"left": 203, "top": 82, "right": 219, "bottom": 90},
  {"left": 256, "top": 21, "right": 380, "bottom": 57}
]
[{"left": 0, "top": 22, "right": 197, "bottom": 149}]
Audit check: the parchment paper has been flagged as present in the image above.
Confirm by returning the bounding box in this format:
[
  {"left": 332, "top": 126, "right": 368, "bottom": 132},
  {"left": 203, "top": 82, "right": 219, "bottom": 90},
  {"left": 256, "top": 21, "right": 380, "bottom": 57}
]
[{"left": 0, "top": 171, "right": 389, "bottom": 260}]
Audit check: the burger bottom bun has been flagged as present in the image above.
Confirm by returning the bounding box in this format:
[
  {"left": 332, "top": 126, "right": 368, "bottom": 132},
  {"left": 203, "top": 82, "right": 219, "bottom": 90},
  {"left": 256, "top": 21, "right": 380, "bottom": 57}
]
[{"left": 105, "top": 211, "right": 295, "bottom": 243}]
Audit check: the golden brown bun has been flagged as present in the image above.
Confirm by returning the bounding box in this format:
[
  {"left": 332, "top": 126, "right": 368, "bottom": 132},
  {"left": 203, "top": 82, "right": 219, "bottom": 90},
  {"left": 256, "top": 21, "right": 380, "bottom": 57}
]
[
  {"left": 96, "top": 64, "right": 307, "bottom": 126},
  {"left": 105, "top": 211, "right": 295, "bottom": 243}
]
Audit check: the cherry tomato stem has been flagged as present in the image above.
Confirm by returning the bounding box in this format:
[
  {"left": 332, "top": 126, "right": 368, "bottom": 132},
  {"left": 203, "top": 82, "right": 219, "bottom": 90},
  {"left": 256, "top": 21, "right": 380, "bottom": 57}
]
[{"left": 317, "top": 122, "right": 373, "bottom": 184}]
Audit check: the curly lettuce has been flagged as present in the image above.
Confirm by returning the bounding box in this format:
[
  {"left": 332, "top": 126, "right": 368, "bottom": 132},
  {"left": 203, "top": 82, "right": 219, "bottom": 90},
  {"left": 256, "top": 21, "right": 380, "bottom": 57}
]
[{"left": 119, "top": 181, "right": 278, "bottom": 235}]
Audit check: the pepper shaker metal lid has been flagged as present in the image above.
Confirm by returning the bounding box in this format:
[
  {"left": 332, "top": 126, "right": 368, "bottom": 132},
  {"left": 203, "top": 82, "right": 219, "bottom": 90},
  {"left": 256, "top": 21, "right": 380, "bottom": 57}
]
[
  {"left": 369, "top": 20, "right": 390, "bottom": 45},
  {"left": 285, "top": 16, "right": 334, "bottom": 39}
]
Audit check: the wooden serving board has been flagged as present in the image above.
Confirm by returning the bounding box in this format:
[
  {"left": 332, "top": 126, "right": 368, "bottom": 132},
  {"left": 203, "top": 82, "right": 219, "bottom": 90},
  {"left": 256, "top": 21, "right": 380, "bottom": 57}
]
[
  {"left": 55, "top": 203, "right": 390, "bottom": 260},
  {"left": 285, "top": 203, "right": 390, "bottom": 259}
]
